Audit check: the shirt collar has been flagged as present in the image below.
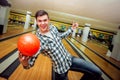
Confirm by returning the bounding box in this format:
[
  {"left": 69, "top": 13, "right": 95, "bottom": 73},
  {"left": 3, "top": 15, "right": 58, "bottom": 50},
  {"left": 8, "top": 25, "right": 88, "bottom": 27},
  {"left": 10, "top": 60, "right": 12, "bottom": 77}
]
[{"left": 37, "top": 24, "right": 53, "bottom": 36}]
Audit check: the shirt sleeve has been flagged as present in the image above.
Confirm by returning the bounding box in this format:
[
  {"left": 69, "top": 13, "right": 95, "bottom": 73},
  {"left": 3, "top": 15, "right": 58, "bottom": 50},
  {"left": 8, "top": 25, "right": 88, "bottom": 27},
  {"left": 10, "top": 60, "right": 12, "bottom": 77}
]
[
  {"left": 53, "top": 26, "right": 73, "bottom": 39},
  {"left": 25, "top": 48, "right": 41, "bottom": 69}
]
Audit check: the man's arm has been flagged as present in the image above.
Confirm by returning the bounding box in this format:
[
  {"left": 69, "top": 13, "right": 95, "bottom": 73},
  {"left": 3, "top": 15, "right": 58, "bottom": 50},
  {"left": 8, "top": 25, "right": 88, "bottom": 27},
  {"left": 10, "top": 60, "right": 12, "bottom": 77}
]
[{"left": 53, "top": 22, "right": 78, "bottom": 39}]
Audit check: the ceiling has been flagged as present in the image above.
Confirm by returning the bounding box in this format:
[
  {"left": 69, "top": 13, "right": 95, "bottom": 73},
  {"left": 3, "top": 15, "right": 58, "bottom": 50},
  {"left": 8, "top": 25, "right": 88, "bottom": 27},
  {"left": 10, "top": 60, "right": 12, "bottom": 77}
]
[{"left": 9, "top": 0, "right": 120, "bottom": 32}]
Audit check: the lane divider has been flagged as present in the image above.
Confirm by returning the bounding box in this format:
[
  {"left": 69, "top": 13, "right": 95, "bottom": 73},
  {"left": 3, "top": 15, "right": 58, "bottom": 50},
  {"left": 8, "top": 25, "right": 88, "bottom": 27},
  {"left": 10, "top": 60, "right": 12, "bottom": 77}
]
[{"left": 0, "top": 51, "right": 18, "bottom": 74}]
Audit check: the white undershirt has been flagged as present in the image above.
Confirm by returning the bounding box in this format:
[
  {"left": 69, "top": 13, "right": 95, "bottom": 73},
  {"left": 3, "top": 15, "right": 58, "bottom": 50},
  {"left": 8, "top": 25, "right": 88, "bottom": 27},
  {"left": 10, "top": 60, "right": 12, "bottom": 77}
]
[{"left": 44, "top": 31, "right": 53, "bottom": 39}]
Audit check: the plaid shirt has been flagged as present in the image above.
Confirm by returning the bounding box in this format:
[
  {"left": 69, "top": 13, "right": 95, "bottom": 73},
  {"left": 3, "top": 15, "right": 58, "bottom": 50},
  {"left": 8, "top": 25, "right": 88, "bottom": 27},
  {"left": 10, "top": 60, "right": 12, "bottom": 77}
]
[{"left": 30, "top": 24, "right": 73, "bottom": 74}]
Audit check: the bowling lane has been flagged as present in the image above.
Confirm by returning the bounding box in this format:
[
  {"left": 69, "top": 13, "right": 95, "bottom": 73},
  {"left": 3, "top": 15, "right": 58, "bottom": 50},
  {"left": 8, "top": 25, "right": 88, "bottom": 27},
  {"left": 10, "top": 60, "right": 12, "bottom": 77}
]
[
  {"left": 9, "top": 54, "right": 52, "bottom": 80},
  {"left": 0, "top": 25, "right": 34, "bottom": 40},
  {"left": 0, "top": 77, "right": 7, "bottom": 80},
  {"left": 2, "top": 38, "right": 83, "bottom": 80},
  {"left": 0, "top": 32, "right": 34, "bottom": 59},
  {"left": 0, "top": 36, "right": 19, "bottom": 59},
  {"left": 75, "top": 37, "right": 108, "bottom": 56},
  {"left": 68, "top": 38, "right": 120, "bottom": 80},
  {"left": 0, "top": 24, "right": 35, "bottom": 59},
  {"left": 74, "top": 37, "right": 120, "bottom": 69}
]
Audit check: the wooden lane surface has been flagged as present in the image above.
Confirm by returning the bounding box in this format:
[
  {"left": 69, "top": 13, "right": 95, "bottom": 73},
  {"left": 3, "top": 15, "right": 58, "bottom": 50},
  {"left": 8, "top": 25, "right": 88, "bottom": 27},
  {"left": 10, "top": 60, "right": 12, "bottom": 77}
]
[
  {"left": 9, "top": 54, "right": 52, "bottom": 80},
  {"left": 75, "top": 37, "right": 108, "bottom": 55},
  {"left": 8, "top": 39, "right": 83, "bottom": 80},
  {"left": 0, "top": 77, "right": 7, "bottom": 80},
  {"left": 0, "top": 25, "right": 34, "bottom": 39},
  {"left": 0, "top": 36, "right": 19, "bottom": 59},
  {"left": 68, "top": 38, "right": 120, "bottom": 80},
  {"left": 0, "top": 24, "right": 34, "bottom": 59},
  {"left": 0, "top": 32, "right": 33, "bottom": 59},
  {"left": 75, "top": 37, "right": 120, "bottom": 69}
]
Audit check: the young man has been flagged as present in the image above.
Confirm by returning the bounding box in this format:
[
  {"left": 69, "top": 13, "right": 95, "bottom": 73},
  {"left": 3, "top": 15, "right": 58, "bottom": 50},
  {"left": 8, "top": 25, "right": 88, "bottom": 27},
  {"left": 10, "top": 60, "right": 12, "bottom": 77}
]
[{"left": 19, "top": 10, "right": 102, "bottom": 80}]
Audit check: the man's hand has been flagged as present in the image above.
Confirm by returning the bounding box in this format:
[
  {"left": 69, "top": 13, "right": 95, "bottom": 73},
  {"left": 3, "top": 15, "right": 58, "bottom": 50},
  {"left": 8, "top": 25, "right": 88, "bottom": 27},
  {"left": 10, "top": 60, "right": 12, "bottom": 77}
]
[
  {"left": 72, "top": 22, "right": 78, "bottom": 30},
  {"left": 19, "top": 52, "right": 31, "bottom": 68}
]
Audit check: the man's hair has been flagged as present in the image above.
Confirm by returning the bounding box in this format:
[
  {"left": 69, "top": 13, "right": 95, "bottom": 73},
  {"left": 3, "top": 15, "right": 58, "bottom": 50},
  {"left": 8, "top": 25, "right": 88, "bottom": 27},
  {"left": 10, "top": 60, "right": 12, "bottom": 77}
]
[
  {"left": 118, "top": 25, "right": 120, "bottom": 30},
  {"left": 35, "top": 10, "right": 49, "bottom": 19}
]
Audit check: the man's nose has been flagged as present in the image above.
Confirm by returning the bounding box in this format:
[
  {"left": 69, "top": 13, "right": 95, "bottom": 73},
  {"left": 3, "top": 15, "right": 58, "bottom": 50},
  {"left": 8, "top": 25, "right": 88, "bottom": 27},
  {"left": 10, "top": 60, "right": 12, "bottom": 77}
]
[{"left": 41, "top": 21, "right": 45, "bottom": 24}]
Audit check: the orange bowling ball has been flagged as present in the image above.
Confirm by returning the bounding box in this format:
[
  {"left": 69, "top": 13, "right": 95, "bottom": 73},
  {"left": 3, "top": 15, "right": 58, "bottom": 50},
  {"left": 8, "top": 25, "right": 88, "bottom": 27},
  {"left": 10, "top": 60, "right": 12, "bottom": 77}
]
[{"left": 17, "top": 33, "right": 40, "bottom": 56}]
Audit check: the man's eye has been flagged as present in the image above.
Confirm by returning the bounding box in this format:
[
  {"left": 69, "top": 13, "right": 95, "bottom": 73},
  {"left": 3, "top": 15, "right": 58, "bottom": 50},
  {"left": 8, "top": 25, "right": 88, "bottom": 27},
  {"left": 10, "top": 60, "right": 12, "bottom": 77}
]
[
  {"left": 44, "top": 19, "right": 47, "bottom": 22},
  {"left": 38, "top": 20, "right": 42, "bottom": 22}
]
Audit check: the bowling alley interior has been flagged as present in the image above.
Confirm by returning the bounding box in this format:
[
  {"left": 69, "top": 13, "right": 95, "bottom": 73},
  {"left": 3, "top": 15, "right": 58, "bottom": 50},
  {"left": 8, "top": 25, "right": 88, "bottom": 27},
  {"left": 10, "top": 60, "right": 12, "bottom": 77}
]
[{"left": 0, "top": 0, "right": 120, "bottom": 80}]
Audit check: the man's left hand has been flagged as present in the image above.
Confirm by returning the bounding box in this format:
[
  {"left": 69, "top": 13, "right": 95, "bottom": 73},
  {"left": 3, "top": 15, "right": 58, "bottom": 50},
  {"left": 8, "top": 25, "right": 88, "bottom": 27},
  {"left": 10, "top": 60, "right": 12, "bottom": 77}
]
[{"left": 72, "top": 22, "right": 78, "bottom": 30}]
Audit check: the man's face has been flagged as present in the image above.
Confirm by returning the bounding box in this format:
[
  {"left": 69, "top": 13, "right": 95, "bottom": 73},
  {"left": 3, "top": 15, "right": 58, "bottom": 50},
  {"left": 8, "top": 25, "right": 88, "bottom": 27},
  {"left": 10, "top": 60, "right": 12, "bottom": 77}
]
[{"left": 36, "top": 15, "right": 49, "bottom": 33}]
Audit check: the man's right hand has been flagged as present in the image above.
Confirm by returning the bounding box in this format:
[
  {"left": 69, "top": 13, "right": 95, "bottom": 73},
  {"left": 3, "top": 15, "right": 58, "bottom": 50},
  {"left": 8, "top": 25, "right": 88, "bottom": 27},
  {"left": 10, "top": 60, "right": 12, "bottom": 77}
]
[{"left": 19, "top": 52, "right": 31, "bottom": 68}]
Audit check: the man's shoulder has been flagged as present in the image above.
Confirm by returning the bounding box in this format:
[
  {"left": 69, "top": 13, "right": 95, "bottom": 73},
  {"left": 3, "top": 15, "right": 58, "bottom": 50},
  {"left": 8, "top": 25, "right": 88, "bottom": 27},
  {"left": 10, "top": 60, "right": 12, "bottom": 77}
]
[
  {"left": 50, "top": 24, "right": 57, "bottom": 30},
  {"left": 50, "top": 24, "right": 56, "bottom": 28}
]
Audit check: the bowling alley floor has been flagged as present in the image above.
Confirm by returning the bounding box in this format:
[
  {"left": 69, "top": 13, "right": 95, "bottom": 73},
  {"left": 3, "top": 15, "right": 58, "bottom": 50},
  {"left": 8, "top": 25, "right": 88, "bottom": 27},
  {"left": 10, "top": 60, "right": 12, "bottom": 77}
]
[
  {"left": 0, "top": 24, "right": 120, "bottom": 80},
  {"left": 0, "top": 24, "right": 36, "bottom": 80},
  {"left": 67, "top": 37, "right": 120, "bottom": 80},
  {"left": 0, "top": 24, "right": 35, "bottom": 40},
  {"left": 0, "top": 24, "right": 117, "bottom": 63},
  {"left": 0, "top": 23, "right": 35, "bottom": 59},
  {"left": 73, "top": 37, "right": 120, "bottom": 70}
]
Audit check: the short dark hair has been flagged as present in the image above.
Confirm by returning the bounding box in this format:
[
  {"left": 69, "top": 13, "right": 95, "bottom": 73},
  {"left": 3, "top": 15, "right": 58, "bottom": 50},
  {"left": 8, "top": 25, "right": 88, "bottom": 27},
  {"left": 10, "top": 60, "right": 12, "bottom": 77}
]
[
  {"left": 35, "top": 10, "right": 49, "bottom": 19},
  {"left": 118, "top": 25, "right": 120, "bottom": 30}
]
